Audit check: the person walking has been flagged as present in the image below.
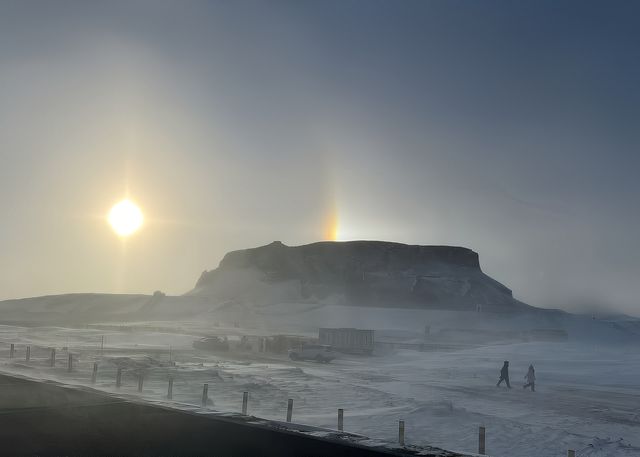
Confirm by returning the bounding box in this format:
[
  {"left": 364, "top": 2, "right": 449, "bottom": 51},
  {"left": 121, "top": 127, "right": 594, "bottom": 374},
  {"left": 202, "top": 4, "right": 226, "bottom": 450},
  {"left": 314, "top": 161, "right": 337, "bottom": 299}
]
[
  {"left": 523, "top": 364, "right": 536, "bottom": 391},
  {"left": 497, "top": 360, "right": 511, "bottom": 388}
]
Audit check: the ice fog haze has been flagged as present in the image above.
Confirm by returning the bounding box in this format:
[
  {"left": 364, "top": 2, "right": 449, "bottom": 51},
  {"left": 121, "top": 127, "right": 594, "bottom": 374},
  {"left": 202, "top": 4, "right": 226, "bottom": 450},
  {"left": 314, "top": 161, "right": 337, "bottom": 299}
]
[{"left": 1, "top": 1, "right": 639, "bottom": 316}]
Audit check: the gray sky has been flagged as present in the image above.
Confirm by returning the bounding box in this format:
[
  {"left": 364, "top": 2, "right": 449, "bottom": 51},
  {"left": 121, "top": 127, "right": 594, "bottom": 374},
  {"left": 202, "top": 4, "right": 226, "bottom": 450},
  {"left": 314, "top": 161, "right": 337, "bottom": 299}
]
[{"left": 1, "top": 1, "right": 639, "bottom": 316}]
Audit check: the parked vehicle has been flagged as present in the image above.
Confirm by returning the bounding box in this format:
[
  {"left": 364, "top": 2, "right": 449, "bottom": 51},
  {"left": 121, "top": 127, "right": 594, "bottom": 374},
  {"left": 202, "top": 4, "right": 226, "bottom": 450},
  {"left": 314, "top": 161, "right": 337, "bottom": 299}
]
[
  {"left": 193, "top": 336, "right": 229, "bottom": 352},
  {"left": 288, "top": 344, "right": 335, "bottom": 363}
]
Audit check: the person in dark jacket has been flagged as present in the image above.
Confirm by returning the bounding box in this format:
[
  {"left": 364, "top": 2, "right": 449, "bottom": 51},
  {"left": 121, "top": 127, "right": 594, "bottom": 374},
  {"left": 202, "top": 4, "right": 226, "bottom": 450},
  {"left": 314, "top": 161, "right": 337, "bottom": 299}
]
[
  {"left": 523, "top": 364, "right": 536, "bottom": 391},
  {"left": 496, "top": 360, "right": 511, "bottom": 388}
]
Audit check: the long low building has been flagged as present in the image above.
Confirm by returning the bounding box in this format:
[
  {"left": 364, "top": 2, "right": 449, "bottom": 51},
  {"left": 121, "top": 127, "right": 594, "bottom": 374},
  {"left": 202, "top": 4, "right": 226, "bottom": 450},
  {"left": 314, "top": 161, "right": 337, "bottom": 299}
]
[{"left": 319, "top": 328, "right": 375, "bottom": 355}]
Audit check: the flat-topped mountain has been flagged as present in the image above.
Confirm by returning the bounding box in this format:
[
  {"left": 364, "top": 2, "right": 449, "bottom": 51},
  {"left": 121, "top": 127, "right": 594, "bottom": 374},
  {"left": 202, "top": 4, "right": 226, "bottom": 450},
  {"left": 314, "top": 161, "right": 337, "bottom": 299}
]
[{"left": 190, "top": 241, "right": 530, "bottom": 311}]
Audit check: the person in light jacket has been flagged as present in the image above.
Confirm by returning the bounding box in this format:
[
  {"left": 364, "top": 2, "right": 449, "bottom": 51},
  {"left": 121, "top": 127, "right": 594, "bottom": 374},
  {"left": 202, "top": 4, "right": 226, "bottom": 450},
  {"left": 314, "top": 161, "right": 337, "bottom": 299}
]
[
  {"left": 523, "top": 364, "right": 536, "bottom": 391},
  {"left": 496, "top": 361, "right": 511, "bottom": 388}
]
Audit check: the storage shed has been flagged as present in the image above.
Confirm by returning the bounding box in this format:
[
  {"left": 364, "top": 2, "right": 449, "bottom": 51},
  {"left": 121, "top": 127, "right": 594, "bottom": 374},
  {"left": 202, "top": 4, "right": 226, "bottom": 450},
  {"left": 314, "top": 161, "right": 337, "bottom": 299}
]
[{"left": 318, "top": 328, "right": 374, "bottom": 355}]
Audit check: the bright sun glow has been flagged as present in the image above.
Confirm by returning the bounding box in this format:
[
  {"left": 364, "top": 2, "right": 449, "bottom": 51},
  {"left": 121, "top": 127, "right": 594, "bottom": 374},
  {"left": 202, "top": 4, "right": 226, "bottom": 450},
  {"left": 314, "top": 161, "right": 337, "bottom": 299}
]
[{"left": 108, "top": 199, "right": 143, "bottom": 237}]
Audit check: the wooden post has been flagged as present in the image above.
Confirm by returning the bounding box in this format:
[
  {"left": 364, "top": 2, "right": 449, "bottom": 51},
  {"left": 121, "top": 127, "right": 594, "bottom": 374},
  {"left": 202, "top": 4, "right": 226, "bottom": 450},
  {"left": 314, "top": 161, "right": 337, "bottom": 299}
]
[
  {"left": 116, "top": 368, "right": 122, "bottom": 388},
  {"left": 167, "top": 378, "right": 174, "bottom": 400},
  {"left": 9, "top": 343, "right": 14, "bottom": 358},
  {"left": 286, "top": 398, "right": 293, "bottom": 422},
  {"left": 398, "top": 420, "right": 405, "bottom": 446},
  {"left": 26, "top": 346, "right": 30, "bottom": 361},
  {"left": 567, "top": 451, "right": 575, "bottom": 457},
  {"left": 67, "top": 353, "right": 73, "bottom": 372},
  {"left": 91, "top": 362, "right": 98, "bottom": 384},
  {"left": 202, "top": 383, "right": 209, "bottom": 407},
  {"left": 338, "top": 408, "right": 344, "bottom": 431},
  {"left": 137, "top": 375, "right": 144, "bottom": 392},
  {"left": 242, "top": 391, "right": 248, "bottom": 415},
  {"left": 50, "top": 348, "right": 56, "bottom": 367},
  {"left": 479, "top": 426, "right": 486, "bottom": 455}
]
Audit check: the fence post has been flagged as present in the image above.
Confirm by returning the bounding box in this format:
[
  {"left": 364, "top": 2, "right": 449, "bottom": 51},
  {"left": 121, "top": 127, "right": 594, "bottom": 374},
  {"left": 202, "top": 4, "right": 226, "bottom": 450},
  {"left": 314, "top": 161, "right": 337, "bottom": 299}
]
[
  {"left": 338, "top": 408, "right": 344, "bottom": 431},
  {"left": 479, "top": 426, "right": 486, "bottom": 454},
  {"left": 67, "top": 353, "right": 73, "bottom": 372},
  {"left": 242, "top": 391, "right": 248, "bottom": 415},
  {"left": 50, "top": 348, "right": 56, "bottom": 367},
  {"left": 202, "top": 383, "right": 209, "bottom": 407},
  {"left": 137, "top": 375, "right": 144, "bottom": 392},
  {"left": 568, "top": 451, "right": 575, "bottom": 457},
  {"left": 26, "top": 346, "right": 30, "bottom": 361},
  {"left": 116, "top": 368, "right": 122, "bottom": 388},
  {"left": 286, "top": 398, "right": 293, "bottom": 422},
  {"left": 398, "top": 420, "right": 405, "bottom": 446},
  {"left": 167, "top": 378, "right": 174, "bottom": 400},
  {"left": 10, "top": 343, "right": 14, "bottom": 358},
  {"left": 91, "top": 362, "right": 98, "bottom": 383}
]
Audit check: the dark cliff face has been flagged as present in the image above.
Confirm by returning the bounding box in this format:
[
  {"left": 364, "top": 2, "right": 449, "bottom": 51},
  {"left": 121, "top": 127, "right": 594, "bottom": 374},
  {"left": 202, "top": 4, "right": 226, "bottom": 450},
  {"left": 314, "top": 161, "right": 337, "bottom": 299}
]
[
  {"left": 218, "top": 241, "right": 480, "bottom": 272},
  {"left": 193, "top": 241, "right": 524, "bottom": 311}
]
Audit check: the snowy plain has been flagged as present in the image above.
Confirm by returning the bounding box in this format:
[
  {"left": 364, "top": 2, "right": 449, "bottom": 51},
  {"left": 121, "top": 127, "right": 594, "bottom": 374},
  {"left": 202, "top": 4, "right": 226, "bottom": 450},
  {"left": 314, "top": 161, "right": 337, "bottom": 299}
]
[{"left": 1, "top": 319, "right": 638, "bottom": 457}]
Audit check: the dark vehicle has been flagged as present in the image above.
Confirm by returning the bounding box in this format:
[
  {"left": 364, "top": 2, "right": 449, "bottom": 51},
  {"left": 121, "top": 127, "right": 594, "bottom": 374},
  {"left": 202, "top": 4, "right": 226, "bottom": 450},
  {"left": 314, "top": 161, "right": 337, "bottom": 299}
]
[
  {"left": 288, "top": 344, "right": 335, "bottom": 363},
  {"left": 193, "top": 336, "right": 229, "bottom": 352}
]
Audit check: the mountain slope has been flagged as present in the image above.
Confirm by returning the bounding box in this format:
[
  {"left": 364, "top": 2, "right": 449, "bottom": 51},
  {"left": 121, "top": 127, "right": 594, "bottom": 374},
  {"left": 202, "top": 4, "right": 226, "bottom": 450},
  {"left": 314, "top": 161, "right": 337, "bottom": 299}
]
[{"left": 190, "top": 241, "right": 530, "bottom": 311}]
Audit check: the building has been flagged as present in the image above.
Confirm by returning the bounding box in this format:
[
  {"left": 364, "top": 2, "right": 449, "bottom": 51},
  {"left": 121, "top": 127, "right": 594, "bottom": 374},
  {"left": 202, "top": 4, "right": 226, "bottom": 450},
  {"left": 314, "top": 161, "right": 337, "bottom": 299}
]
[{"left": 318, "top": 328, "right": 374, "bottom": 355}]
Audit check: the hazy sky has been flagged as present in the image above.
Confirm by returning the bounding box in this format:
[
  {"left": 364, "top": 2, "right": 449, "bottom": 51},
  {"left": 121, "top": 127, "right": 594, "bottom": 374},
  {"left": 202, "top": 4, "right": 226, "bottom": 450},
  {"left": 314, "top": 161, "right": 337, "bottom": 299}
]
[{"left": 1, "top": 1, "right": 639, "bottom": 316}]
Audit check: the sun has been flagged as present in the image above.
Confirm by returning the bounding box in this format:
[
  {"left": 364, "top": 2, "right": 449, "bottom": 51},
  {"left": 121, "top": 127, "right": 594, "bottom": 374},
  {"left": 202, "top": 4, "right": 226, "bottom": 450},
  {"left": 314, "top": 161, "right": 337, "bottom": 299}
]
[{"left": 108, "top": 199, "right": 144, "bottom": 237}]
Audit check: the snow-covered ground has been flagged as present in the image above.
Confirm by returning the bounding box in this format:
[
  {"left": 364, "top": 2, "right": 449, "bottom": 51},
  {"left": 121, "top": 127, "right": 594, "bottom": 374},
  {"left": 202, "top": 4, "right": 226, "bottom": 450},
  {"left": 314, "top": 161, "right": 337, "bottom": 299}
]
[{"left": 1, "top": 323, "right": 637, "bottom": 457}]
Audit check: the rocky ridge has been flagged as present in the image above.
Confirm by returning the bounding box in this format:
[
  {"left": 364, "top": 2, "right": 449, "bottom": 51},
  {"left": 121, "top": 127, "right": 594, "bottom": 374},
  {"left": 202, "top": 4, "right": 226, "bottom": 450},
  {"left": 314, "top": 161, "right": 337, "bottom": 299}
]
[{"left": 191, "top": 241, "right": 530, "bottom": 311}]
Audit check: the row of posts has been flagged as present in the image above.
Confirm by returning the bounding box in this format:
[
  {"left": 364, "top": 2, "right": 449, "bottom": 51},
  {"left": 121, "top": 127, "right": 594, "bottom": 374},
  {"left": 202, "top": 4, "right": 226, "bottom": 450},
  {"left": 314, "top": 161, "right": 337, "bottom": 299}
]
[
  {"left": 90, "top": 368, "right": 303, "bottom": 427},
  {"left": 10, "top": 345, "right": 75, "bottom": 373},
  {"left": 6, "top": 345, "right": 579, "bottom": 455}
]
